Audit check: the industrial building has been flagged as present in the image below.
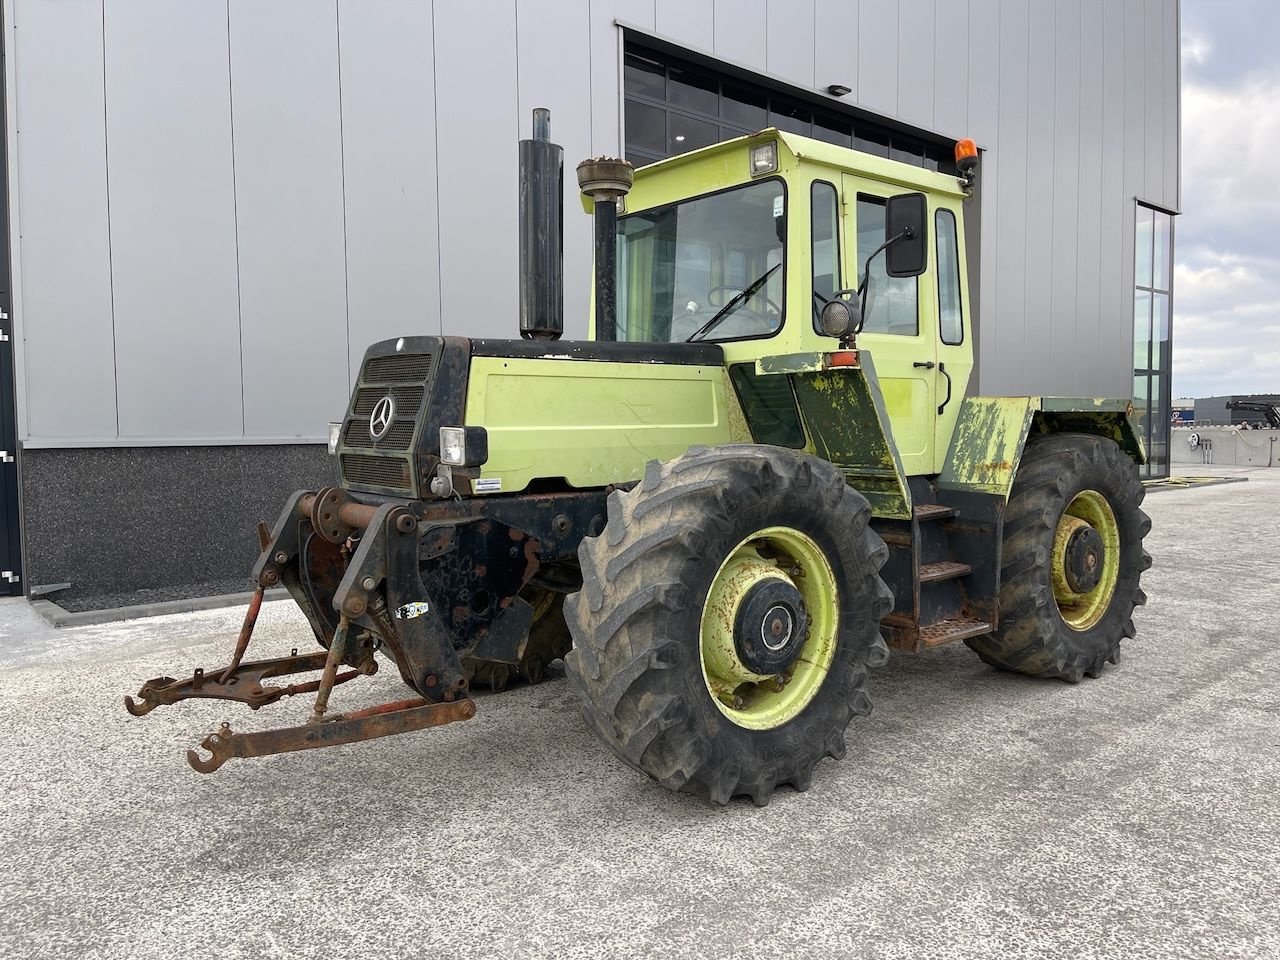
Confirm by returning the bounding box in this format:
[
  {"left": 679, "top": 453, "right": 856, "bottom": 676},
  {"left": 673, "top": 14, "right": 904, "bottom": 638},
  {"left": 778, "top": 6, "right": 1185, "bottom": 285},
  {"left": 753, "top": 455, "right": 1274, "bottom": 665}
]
[{"left": 1, "top": 0, "right": 1180, "bottom": 607}]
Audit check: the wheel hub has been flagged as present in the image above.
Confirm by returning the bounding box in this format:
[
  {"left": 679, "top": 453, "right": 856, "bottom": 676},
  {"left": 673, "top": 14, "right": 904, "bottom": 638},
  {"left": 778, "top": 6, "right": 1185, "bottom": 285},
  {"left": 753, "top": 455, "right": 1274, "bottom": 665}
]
[
  {"left": 733, "top": 580, "right": 809, "bottom": 674},
  {"left": 1062, "top": 524, "right": 1105, "bottom": 593}
]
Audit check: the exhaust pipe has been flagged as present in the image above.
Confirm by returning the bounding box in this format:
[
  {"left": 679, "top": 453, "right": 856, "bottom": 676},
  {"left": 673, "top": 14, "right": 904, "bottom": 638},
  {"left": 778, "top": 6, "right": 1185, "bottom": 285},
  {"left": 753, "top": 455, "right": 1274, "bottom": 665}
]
[
  {"left": 518, "top": 108, "right": 564, "bottom": 340},
  {"left": 576, "top": 157, "right": 634, "bottom": 342}
]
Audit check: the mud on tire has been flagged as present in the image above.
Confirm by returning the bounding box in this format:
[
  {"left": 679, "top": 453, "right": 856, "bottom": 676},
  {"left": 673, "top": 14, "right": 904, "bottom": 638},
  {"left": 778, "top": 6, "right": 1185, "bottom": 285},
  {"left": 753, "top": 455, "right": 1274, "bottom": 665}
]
[
  {"left": 966, "top": 433, "right": 1152, "bottom": 682},
  {"left": 563, "top": 445, "right": 892, "bottom": 805}
]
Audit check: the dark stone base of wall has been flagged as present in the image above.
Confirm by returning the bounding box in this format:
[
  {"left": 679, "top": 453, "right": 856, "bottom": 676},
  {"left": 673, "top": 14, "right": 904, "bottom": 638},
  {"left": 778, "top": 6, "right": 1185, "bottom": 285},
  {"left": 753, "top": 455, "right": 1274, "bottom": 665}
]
[{"left": 22, "top": 444, "right": 336, "bottom": 610}]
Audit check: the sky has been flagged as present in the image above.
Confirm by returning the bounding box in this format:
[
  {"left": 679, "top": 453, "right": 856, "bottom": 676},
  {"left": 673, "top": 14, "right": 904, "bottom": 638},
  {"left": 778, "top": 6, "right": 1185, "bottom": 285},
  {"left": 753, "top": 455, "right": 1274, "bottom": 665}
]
[{"left": 1174, "top": 0, "right": 1280, "bottom": 399}]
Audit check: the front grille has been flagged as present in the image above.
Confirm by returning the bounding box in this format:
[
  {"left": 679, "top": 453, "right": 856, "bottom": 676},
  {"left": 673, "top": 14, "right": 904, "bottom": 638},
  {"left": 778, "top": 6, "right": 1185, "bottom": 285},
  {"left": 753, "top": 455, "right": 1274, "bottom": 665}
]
[
  {"left": 353, "top": 385, "right": 425, "bottom": 417},
  {"left": 341, "top": 344, "right": 438, "bottom": 496},
  {"left": 344, "top": 419, "right": 416, "bottom": 450},
  {"left": 364, "top": 353, "right": 433, "bottom": 382},
  {"left": 340, "top": 454, "right": 412, "bottom": 489}
]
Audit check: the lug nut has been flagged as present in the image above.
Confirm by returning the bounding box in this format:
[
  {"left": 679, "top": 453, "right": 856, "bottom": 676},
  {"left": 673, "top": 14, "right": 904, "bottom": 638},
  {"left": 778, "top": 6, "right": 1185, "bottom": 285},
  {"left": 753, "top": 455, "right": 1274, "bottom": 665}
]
[
  {"left": 361, "top": 576, "right": 376, "bottom": 590},
  {"left": 275, "top": 551, "right": 289, "bottom": 564}
]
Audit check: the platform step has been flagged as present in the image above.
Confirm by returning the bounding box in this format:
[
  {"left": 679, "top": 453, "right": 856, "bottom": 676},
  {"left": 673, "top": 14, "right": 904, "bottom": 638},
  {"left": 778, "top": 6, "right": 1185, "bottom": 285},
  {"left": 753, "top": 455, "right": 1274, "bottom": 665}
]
[
  {"left": 919, "top": 618, "right": 993, "bottom": 646},
  {"left": 919, "top": 560, "right": 972, "bottom": 583},
  {"left": 913, "top": 503, "right": 955, "bottom": 521}
]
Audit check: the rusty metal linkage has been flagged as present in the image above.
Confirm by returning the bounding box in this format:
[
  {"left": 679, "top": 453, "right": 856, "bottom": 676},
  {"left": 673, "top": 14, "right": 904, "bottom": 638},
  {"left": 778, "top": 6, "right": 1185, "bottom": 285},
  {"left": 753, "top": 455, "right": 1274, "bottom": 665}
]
[
  {"left": 123, "top": 651, "right": 365, "bottom": 717},
  {"left": 186, "top": 696, "right": 477, "bottom": 773}
]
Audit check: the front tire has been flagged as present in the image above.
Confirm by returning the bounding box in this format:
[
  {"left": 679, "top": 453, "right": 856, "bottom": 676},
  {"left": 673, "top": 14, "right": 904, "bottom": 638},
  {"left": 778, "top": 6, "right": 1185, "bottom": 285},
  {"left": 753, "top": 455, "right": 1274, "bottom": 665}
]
[
  {"left": 966, "top": 433, "right": 1152, "bottom": 681},
  {"left": 564, "top": 445, "right": 891, "bottom": 805}
]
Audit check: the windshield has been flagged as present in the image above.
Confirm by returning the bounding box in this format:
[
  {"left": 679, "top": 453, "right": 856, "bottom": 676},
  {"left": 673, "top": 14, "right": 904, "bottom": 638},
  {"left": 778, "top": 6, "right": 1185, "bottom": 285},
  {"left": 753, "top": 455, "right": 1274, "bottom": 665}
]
[{"left": 616, "top": 179, "right": 785, "bottom": 343}]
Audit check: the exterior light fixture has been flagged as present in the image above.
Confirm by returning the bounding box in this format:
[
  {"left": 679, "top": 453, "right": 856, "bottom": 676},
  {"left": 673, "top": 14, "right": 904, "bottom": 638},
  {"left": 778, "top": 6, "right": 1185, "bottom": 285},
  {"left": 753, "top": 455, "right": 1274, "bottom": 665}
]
[
  {"left": 749, "top": 140, "right": 778, "bottom": 176},
  {"left": 826, "top": 83, "right": 852, "bottom": 97}
]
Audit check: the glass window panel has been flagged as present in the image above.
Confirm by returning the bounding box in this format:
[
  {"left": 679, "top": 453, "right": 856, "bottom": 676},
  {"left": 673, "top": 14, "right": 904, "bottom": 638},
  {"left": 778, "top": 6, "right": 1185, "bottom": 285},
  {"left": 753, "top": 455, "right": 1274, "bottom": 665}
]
[
  {"left": 936, "top": 209, "right": 964, "bottom": 344},
  {"left": 813, "top": 115, "right": 852, "bottom": 147},
  {"left": 811, "top": 182, "right": 841, "bottom": 329},
  {"left": 722, "top": 83, "right": 767, "bottom": 128},
  {"left": 770, "top": 101, "right": 811, "bottom": 136},
  {"left": 669, "top": 113, "right": 719, "bottom": 154},
  {"left": 854, "top": 129, "right": 890, "bottom": 158},
  {"left": 857, "top": 196, "right": 918, "bottom": 336},
  {"left": 890, "top": 139, "right": 924, "bottom": 166},
  {"left": 669, "top": 65, "right": 718, "bottom": 115},
  {"left": 624, "top": 53, "right": 665, "bottom": 99},
  {"left": 1134, "top": 204, "right": 1154, "bottom": 288},
  {"left": 625, "top": 100, "right": 666, "bottom": 155},
  {"left": 616, "top": 178, "right": 786, "bottom": 343},
  {"left": 1153, "top": 211, "right": 1172, "bottom": 292},
  {"left": 1133, "top": 289, "right": 1152, "bottom": 370}
]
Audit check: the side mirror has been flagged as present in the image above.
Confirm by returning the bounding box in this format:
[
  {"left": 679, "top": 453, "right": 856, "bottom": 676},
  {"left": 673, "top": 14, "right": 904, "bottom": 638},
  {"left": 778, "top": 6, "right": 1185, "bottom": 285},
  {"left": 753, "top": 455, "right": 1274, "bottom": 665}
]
[{"left": 885, "top": 192, "right": 928, "bottom": 278}]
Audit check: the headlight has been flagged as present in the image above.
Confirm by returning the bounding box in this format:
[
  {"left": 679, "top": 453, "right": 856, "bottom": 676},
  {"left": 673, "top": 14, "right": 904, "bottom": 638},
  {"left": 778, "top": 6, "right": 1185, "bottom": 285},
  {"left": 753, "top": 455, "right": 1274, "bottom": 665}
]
[
  {"left": 439, "top": 426, "right": 489, "bottom": 468},
  {"left": 749, "top": 141, "right": 778, "bottom": 176},
  {"left": 327, "top": 421, "right": 342, "bottom": 455},
  {"left": 440, "top": 426, "right": 466, "bottom": 466}
]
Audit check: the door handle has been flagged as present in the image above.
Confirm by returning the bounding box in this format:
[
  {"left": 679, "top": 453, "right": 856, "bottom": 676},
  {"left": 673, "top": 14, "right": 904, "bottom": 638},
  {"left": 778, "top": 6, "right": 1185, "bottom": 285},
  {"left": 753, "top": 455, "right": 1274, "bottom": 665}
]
[
  {"left": 937, "top": 361, "right": 953, "bottom": 415},
  {"left": 912, "top": 361, "right": 935, "bottom": 369}
]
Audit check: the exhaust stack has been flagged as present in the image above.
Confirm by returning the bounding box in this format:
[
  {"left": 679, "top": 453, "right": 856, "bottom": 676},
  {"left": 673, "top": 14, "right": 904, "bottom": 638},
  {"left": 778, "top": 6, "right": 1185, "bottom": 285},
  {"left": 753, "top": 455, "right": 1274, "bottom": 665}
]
[
  {"left": 576, "top": 157, "right": 634, "bottom": 342},
  {"left": 518, "top": 108, "right": 564, "bottom": 340}
]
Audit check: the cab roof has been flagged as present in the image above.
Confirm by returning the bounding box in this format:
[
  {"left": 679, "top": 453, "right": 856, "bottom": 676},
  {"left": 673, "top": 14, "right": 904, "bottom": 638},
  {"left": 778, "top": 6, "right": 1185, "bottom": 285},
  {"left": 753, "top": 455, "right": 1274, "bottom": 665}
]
[{"left": 628, "top": 127, "right": 967, "bottom": 202}]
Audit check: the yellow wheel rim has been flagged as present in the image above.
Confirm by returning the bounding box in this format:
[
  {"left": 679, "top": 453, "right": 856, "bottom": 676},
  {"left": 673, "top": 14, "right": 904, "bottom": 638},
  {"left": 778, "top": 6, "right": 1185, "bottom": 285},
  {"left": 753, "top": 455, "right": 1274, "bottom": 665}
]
[
  {"left": 1051, "top": 489, "right": 1120, "bottom": 631},
  {"left": 698, "top": 526, "right": 839, "bottom": 730}
]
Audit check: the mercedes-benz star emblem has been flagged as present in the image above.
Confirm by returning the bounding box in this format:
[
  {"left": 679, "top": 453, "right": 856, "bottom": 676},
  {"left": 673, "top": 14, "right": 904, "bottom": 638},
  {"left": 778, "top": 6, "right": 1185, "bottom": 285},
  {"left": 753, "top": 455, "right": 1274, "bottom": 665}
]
[{"left": 369, "top": 396, "right": 396, "bottom": 441}]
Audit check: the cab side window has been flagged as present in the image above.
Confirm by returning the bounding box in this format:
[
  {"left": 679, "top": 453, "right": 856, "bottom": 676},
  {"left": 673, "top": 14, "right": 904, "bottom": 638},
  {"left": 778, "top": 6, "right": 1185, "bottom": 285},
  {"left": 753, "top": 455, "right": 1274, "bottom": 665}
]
[
  {"left": 857, "top": 195, "right": 919, "bottom": 336},
  {"left": 936, "top": 208, "right": 964, "bottom": 344},
  {"left": 811, "top": 181, "right": 841, "bottom": 329}
]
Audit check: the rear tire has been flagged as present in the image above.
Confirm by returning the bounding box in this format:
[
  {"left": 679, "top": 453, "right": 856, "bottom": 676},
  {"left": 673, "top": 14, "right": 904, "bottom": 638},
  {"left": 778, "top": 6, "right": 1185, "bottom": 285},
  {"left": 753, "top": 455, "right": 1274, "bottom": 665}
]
[
  {"left": 564, "top": 445, "right": 892, "bottom": 805},
  {"left": 966, "top": 433, "right": 1151, "bottom": 681}
]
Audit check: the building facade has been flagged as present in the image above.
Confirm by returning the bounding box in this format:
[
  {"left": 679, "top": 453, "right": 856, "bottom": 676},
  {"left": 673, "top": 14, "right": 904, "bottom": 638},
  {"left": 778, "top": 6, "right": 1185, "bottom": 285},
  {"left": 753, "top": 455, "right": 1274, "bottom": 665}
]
[{"left": 1, "top": 0, "right": 1180, "bottom": 606}]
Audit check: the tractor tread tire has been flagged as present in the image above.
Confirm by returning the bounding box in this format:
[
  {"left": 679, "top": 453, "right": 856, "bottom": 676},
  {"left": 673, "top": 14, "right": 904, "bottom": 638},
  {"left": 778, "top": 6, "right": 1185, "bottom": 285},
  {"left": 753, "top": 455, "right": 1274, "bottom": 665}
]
[
  {"left": 564, "top": 444, "right": 891, "bottom": 805},
  {"left": 966, "top": 433, "right": 1151, "bottom": 682}
]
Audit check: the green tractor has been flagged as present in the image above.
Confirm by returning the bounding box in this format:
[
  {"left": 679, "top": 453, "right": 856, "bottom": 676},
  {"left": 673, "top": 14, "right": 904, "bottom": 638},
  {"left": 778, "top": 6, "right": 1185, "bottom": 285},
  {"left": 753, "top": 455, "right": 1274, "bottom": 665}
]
[{"left": 126, "top": 112, "right": 1150, "bottom": 805}]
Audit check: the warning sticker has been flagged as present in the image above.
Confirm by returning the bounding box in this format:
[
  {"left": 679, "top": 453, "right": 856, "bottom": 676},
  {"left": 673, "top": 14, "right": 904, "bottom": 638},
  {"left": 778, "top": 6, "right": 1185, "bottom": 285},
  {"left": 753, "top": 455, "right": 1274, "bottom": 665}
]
[{"left": 394, "top": 601, "right": 431, "bottom": 620}]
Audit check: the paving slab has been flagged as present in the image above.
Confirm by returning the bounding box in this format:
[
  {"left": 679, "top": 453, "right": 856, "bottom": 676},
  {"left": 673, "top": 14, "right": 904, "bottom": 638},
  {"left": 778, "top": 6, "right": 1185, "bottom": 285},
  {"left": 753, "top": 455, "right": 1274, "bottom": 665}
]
[{"left": 1, "top": 473, "right": 1277, "bottom": 959}]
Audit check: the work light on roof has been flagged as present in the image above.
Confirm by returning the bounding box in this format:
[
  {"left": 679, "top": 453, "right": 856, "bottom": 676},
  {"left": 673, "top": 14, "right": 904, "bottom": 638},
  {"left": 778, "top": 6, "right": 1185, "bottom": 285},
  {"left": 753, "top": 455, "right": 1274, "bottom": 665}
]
[{"left": 749, "top": 141, "right": 778, "bottom": 177}]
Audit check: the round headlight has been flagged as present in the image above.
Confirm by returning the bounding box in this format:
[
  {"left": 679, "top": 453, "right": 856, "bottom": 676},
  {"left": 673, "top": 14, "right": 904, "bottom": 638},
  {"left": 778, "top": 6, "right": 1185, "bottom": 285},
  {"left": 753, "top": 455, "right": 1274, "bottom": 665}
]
[{"left": 820, "top": 299, "right": 858, "bottom": 339}]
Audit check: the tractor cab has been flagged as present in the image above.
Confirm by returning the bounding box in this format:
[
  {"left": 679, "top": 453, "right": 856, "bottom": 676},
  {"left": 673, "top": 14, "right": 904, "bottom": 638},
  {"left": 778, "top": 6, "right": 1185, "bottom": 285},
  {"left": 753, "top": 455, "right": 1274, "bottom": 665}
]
[{"left": 597, "top": 129, "right": 975, "bottom": 477}]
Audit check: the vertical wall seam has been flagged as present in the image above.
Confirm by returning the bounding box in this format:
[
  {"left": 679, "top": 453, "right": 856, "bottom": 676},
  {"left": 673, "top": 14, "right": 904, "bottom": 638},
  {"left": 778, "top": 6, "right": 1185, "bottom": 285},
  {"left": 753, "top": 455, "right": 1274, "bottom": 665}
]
[
  {"left": 334, "top": 0, "right": 352, "bottom": 390},
  {"left": 430, "top": 0, "right": 444, "bottom": 332},
  {"left": 224, "top": 0, "right": 246, "bottom": 436},
  {"left": 99, "top": 0, "right": 120, "bottom": 437},
  {"left": 587, "top": 0, "right": 594, "bottom": 154}
]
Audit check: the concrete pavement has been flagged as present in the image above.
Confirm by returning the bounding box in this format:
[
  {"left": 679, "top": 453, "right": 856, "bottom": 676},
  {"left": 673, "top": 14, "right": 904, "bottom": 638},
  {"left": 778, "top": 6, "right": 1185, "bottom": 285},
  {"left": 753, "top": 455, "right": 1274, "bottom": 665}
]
[{"left": 1, "top": 469, "right": 1278, "bottom": 959}]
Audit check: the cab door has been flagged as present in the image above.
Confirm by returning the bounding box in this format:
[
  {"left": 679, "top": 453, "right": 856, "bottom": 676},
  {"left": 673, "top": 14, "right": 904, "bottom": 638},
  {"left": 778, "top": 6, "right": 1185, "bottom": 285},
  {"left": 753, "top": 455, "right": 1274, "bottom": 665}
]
[{"left": 841, "top": 175, "right": 937, "bottom": 476}]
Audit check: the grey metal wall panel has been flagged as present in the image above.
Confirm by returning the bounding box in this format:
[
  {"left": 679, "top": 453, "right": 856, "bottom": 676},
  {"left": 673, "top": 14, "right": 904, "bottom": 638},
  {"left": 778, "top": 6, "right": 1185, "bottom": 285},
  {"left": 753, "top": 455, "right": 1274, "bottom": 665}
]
[
  {"left": 815, "top": 0, "right": 859, "bottom": 102},
  {"left": 1020, "top": 1, "right": 1055, "bottom": 390},
  {"left": 434, "top": 1, "right": 519, "bottom": 339},
  {"left": 104, "top": 0, "right": 242, "bottom": 439},
  {"left": 337, "top": 0, "right": 441, "bottom": 381},
  {"left": 966, "top": 0, "right": 1000, "bottom": 383},
  {"left": 1048, "top": 0, "right": 1081, "bottom": 392},
  {"left": 896, "top": 0, "right": 935, "bottom": 131},
  {"left": 1074, "top": 0, "right": 1105, "bottom": 396},
  {"left": 11, "top": 0, "right": 117, "bottom": 440},
  {"left": 589, "top": 0, "right": 655, "bottom": 156},
  {"left": 1099, "top": 0, "right": 1128, "bottom": 397},
  {"left": 765, "top": 0, "right": 816, "bottom": 89},
  {"left": 991, "top": 0, "right": 1028, "bottom": 383},
  {"left": 657, "top": 0, "right": 713, "bottom": 51},
  {"left": 932, "top": 0, "right": 969, "bottom": 138},
  {"left": 518, "top": 0, "right": 594, "bottom": 339},
  {"left": 230, "top": 0, "right": 349, "bottom": 436},
  {"left": 857, "top": 0, "right": 899, "bottom": 117},
  {"left": 714, "top": 0, "right": 767, "bottom": 73},
  {"left": 1165, "top": 0, "right": 1180, "bottom": 211},
  {"left": 1144, "top": 0, "right": 1166, "bottom": 206}
]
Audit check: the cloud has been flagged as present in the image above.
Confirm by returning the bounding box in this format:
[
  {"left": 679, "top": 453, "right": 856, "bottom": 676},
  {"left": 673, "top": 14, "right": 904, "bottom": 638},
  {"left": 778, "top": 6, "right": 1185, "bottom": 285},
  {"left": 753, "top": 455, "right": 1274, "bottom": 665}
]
[{"left": 1174, "top": 2, "right": 1280, "bottom": 398}]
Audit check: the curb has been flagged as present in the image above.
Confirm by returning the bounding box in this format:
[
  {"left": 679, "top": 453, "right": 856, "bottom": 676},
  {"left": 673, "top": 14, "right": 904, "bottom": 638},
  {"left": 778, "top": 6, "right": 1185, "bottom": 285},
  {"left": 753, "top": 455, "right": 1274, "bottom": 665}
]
[
  {"left": 31, "top": 588, "right": 290, "bottom": 628},
  {"left": 1142, "top": 476, "right": 1251, "bottom": 494}
]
